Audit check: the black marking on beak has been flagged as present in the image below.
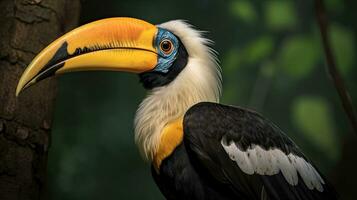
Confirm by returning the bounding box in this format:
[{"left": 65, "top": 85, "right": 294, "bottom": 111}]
[
  {"left": 22, "top": 41, "right": 71, "bottom": 90},
  {"left": 37, "top": 41, "right": 95, "bottom": 77},
  {"left": 38, "top": 41, "right": 70, "bottom": 75},
  {"left": 33, "top": 42, "right": 95, "bottom": 84},
  {"left": 35, "top": 62, "right": 65, "bottom": 83},
  {"left": 24, "top": 41, "right": 71, "bottom": 87}
]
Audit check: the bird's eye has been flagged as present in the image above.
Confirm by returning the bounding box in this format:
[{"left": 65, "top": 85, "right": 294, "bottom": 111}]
[{"left": 160, "top": 39, "right": 173, "bottom": 54}]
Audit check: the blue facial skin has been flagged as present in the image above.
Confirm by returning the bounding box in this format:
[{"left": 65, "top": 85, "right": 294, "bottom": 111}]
[{"left": 153, "top": 28, "right": 179, "bottom": 73}]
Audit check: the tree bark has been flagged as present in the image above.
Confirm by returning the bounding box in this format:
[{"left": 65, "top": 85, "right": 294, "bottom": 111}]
[{"left": 0, "top": 0, "right": 80, "bottom": 199}]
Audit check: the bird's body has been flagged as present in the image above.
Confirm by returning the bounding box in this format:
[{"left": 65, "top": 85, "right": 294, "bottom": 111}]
[
  {"left": 151, "top": 102, "right": 336, "bottom": 200},
  {"left": 16, "top": 17, "right": 338, "bottom": 199}
]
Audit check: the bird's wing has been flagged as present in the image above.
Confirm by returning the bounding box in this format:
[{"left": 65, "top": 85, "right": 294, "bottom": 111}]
[{"left": 183, "top": 102, "right": 338, "bottom": 200}]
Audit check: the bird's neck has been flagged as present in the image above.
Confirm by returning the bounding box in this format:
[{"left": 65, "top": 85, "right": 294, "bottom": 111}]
[{"left": 134, "top": 62, "right": 221, "bottom": 161}]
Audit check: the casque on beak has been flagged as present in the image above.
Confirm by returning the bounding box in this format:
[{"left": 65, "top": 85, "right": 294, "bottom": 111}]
[{"left": 16, "top": 17, "right": 158, "bottom": 96}]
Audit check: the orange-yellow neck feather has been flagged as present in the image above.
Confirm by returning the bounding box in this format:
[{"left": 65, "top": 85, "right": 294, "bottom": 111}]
[{"left": 153, "top": 117, "right": 184, "bottom": 172}]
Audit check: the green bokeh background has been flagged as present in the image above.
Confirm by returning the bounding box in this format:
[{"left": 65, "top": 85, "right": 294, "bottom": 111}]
[{"left": 48, "top": 0, "right": 357, "bottom": 199}]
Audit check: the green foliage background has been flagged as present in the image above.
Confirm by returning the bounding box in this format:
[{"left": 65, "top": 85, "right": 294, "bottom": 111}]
[{"left": 48, "top": 0, "right": 357, "bottom": 199}]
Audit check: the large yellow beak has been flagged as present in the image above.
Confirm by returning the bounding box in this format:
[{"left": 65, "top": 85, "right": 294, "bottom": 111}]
[{"left": 16, "top": 17, "right": 158, "bottom": 96}]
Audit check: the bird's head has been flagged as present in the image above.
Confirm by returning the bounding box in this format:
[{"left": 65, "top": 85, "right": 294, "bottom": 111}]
[{"left": 16, "top": 17, "right": 221, "bottom": 160}]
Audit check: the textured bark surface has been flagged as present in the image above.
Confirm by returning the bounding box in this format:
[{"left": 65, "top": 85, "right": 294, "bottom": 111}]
[{"left": 0, "top": 0, "right": 80, "bottom": 199}]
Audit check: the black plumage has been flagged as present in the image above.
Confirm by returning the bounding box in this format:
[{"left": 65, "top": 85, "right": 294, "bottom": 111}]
[{"left": 153, "top": 102, "right": 338, "bottom": 200}]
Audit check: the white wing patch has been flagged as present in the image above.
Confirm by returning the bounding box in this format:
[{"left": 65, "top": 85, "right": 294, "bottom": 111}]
[{"left": 221, "top": 136, "right": 325, "bottom": 192}]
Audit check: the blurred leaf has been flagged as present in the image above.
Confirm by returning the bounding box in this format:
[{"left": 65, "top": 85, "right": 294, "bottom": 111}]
[
  {"left": 261, "top": 60, "right": 276, "bottom": 78},
  {"left": 222, "top": 85, "right": 239, "bottom": 104},
  {"left": 223, "top": 36, "right": 273, "bottom": 71},
  {"left": 230, "top": 0, "right": 257, "bottom": 23},
  {"left": 265, "top": 1, "right": 297, "bottom": 31},
  {"left": 292, "top": 96, "right": 339, "bottom": 160},
  {"left": 278, "top": 35, "right": 320, "bottom": 78},
  {"left": 243, "top": 36, "right": 274, "bottom": 64},
  {"left": 325, "top": 0, "right": 344, "bottom": 12},
  {"left": 222, "top": 48, "right": 241, "bottom": 73},
  {"left": 330, "top": 24, "right": 355, "bottom": 75}
]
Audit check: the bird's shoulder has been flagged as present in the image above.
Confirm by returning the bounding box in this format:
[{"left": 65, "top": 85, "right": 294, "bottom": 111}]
[{"left": 183, "top": 101, "right": 300, "bottom": 156}]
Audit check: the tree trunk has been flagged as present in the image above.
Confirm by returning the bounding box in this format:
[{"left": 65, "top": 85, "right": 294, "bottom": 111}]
[{"left": 0, "top": 0, "right": 80, "bottom": 199}]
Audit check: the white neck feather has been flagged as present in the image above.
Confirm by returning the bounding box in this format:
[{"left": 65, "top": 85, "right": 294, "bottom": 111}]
[{"left": 134, "top": 20, "right": 222, "bottom": 161}]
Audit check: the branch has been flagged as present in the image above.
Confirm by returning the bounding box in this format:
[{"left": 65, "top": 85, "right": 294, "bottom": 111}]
[{"left": 315, "top": 0, "right": 357, "bottom": 136}]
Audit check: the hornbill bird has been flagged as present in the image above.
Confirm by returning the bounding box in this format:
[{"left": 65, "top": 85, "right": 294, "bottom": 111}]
[{"left": 16, "top": 18, "right": 338, "bottom": 200}]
